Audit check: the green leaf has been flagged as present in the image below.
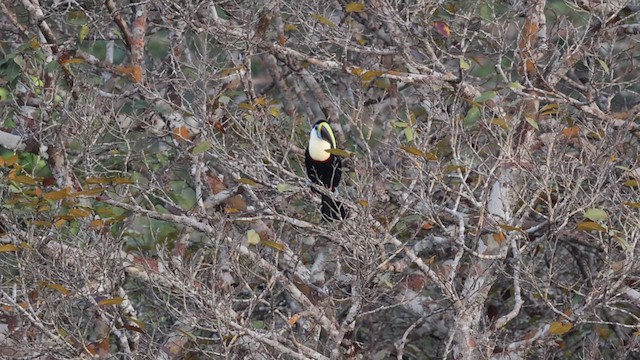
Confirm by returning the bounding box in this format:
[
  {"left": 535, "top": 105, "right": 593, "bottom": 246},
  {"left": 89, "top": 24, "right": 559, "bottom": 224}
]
[
  {"left": 191, "top": 141, "right": 213, "bottom": 154},
  {"left": 584, "top": 208, "right": 607, "bottom": 222},
  {"left": 474, "top": 91, "right": 496, "bottom": 103},
  {"left": 614, "top": 235, "right": 631, "bottom": 251},
  {"left": 79, "top": 24, "right": 90, "bottom": 42},
  {"left": 276, "top": 183, "right": 292, "bottom": 192},
  {"left": 247, "top": 229, "right": 261, "bottom": 245},
  {"left": 394, "top": 121, "right": 408, "bottom": 128},
  {"left": 218, "top": 95, "right": 231, "bottom": 106},
  {"left": 404, "top": 127, "right": 414, "bottom": 142},
  {"left": 13, "top": 55, "right": 25, "bottom": 69},
  {"left": 459, "top": 57, "right": 471, "bottom": 70},
  {"left": 464, "top": 106, "right": 480, "bottom": 127},
  {"left": 525, "top": 116, "right": 539, "bottom": 130},
  {"left": 508, "top": 82, "right": 524, "bottom": 91},
  {"left": 597, "top": 58, "right": 610, "bottom": 75}
]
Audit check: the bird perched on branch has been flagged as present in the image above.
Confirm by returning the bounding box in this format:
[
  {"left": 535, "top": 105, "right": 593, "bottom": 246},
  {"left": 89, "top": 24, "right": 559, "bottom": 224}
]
[{"left": 305, "top": 120, "right": 347, "bottom": 221}]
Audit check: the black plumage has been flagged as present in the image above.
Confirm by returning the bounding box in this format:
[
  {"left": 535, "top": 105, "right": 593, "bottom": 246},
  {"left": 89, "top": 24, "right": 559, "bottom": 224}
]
[{"left": 304, "top": 120, "right": 347, "bottom": 221}]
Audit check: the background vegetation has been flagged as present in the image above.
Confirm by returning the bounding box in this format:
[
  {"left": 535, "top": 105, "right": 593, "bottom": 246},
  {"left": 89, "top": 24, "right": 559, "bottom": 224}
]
[{"left": 1, "top": 0, "right": 640, "bottom": 359}]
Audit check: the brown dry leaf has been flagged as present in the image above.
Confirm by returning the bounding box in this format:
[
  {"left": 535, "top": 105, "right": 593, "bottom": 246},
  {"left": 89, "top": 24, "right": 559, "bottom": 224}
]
[
  {"left": 172, "top": 126, "right": 191, "bottom": 143},
  {"left": 289, "top": 314, "right": 301, "bottom": 325},
  {"left": 433, "top": 21, "right": 451, "bottom": 37},
  {"left": 493, "top": 232, "right": 506, "bottom": 244},
  {"left": 562, "top": 126, "right": 580, "bottom": 138}
]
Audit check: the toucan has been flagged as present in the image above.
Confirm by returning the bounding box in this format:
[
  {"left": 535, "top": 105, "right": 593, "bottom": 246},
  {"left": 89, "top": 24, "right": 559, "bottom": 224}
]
[{"left": 305, "top": 120, "right": 347, "bottom": 221}]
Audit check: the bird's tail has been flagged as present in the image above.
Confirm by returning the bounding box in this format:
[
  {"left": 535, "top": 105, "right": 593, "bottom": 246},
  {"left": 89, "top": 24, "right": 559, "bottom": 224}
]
[{"left": 321, "top": 194, "right": 348, "bottom": 221}]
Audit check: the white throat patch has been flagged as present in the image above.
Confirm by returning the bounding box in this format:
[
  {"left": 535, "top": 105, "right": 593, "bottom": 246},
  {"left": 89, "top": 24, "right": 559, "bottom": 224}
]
[{"left": 308, "top": 128, "right": 332, "bottom": 161}]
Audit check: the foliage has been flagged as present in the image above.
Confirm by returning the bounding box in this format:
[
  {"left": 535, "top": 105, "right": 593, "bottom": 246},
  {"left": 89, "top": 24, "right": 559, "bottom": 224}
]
[{"left": 1, "top": 0, "right": 640, "bottom": 359}]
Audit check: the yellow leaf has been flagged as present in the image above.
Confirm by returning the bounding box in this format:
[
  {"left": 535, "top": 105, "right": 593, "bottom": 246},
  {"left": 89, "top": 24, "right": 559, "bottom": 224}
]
[
  {"left": 91, "top": 219, "right": 106, "bottom": 228},
  {"left": 237, "top": 178, "right": 257, "bottom": 186},
  {"left": 325, "top": 148, "right": 351, "bottom": 157},
  {"left": 44, "top": 188, "right": 71, "bottom": 201},
  {"left": 12, "top": 175, "right": 39, "bottom": 185},
  {"left": 0, "top": 244, "right": 19, "bottom": 252},
  {"left": 577, "top": 221, "right": 607, "bottom": 232},
  {"left": 32, "top": 220, "right": 51, "bottom": 227},
  {"left": 98, "top": 297, "right": 125, "bottom": 306},
  {"left": 86, "top": 177, "right": 112, "bottom": 184},
  {"left": 112, "top": 177, "right": 134, "bottom": 185},
  {"left": 254, "top": 97, "right": 267, "bottom": 106},
  {"left": 71, "top": 188, "right": 106, "bottom": 197},
  {"left": 540, "top": 103, "right": 559, "bottom": 116},
  {"left": 311, "top": 14, "right": 336, "bottom": 28},
  {"left": 351, "top": 67, "right": 363, "bottom": 76},
  {"left": 42, "top": 282, "right": 70, "bottom": 295},
  {"left": 357, "top": 200, "right": 369, "bottom": 206},
  {"left": 401, "top": 146, "right": 426, "bottom": 157},
  {"left": 624, "top": 179, "right": 638, "bottom": 187},
  {"left": 283, "top": 23, "right": 298, "bottom": 32},
  {"left": 61, "top": 58, "right": 84, "bottom": 65},
  {"left": 549, "top": 321, "right": 573, "bottom": 335},
  {"left": 29, "top": 38, "right": 40, "bottom": 49},
  {"left": 345, "top": 2, "right": 365, "bottom": 12},
  {"left": 261, "top": 240, "right": 284, "bottom": 251},
  {"left": 247, "top": 229, "right": 261, "bottom": 245},
  {"left": 623, "top": 202, "right": 640, "bottom": 208},
  {"left": 361, "top": 70, "right": 384, "bottom": 82},
  {"left": 68, "top": 208, "right": 92, "bottom": 218},
  {"left": 269, "top": 106, "right": 282, "bottom": 117},
  {"left": 54, "top": 219, "right": 66, "bottom": 228},
  {"left": 238, "top": 102, "right": 255, "bottom": 110},
  {"left": 490, "top": 118, "right": 509, "bottom": 129},
  {"left": 425, "top": 152, "right": 438, "bottom": 160}
]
